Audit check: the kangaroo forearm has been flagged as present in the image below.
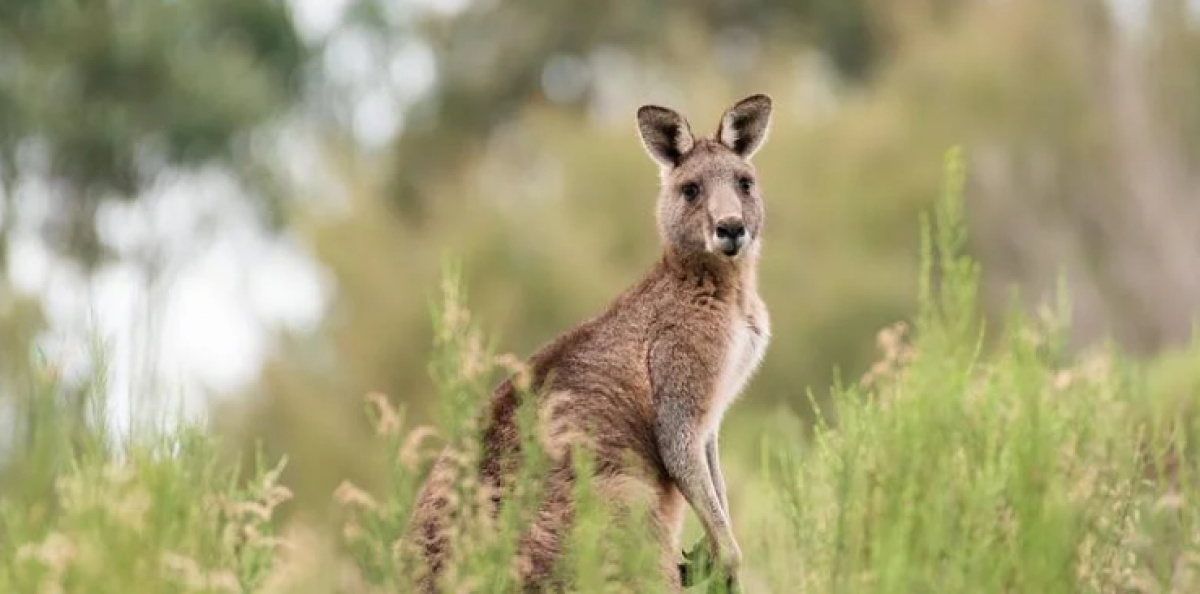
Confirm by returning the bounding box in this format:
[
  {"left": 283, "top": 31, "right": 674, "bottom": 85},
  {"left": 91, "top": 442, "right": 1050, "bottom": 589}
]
[
  {"left": 706, "top": 437, "right": 730, "bottom": 516},
  {"left": 655, "top": 400, "right": 733, "bottom": 550}
]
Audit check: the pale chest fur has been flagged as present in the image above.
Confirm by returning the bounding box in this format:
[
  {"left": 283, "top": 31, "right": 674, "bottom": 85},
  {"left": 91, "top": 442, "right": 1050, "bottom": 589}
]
[{"left": 706, "top": 292, "right": 770, "bottom": 436}]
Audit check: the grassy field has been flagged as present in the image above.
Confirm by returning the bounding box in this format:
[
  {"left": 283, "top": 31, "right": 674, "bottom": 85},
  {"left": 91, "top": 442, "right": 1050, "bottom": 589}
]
[{"left": 3, "top": 149, "right": 1199, "bottom": 593}]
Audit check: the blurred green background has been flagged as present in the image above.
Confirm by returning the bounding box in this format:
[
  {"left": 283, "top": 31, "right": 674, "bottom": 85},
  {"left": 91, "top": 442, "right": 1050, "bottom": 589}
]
[{"left": 2, "top": 0, "right": 1199, "bottom": 503}]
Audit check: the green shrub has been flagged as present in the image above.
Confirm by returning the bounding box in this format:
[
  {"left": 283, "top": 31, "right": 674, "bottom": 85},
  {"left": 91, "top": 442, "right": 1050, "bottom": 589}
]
[{"left": 758, "top": 148, "right": 1200, "bottom": 593}]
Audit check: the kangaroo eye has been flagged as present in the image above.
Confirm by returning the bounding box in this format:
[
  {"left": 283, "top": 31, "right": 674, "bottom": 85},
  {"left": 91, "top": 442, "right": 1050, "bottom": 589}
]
[
  {"left": 738, "top": 177, "right": 754, "bottom": 193},
  {"left": 681, "top": 182, "right": 701, "bottom": 202}
]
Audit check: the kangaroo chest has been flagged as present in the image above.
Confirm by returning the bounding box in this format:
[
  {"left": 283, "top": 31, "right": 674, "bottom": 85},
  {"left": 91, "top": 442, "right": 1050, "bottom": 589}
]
[{"left": 708, "top": 296, "right": 770, "bottom": 433}]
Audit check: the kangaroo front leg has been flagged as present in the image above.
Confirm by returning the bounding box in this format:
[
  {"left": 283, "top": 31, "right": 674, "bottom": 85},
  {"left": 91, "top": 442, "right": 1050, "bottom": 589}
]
[
  {"left": 703, "top": 435, "right": 742, "bottom": 592},
  {"left": 655, "top": 399, "right": 742, "bottom": 585},
  {"left": 706, "top": 436, "right": 730, "bottom": 518},
  {"left": 650, "top": 336, "right": 743, "bottom": 589}
]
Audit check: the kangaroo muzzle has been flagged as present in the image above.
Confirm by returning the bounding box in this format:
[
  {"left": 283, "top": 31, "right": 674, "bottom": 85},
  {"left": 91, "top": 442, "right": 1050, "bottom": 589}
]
[{"left": 714, "top": 217, "right": 747, "bottom": 257}]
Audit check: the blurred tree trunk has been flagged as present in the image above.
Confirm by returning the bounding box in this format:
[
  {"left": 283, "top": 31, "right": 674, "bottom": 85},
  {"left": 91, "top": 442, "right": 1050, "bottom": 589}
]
[{"left": 969, "top": 3, "right": 1200, "bottom": 355}]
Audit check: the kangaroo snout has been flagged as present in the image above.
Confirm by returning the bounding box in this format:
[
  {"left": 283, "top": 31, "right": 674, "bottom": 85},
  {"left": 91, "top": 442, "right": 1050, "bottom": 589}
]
[{"left": 714, "top": 218, "right": 747, "bottom": 256}]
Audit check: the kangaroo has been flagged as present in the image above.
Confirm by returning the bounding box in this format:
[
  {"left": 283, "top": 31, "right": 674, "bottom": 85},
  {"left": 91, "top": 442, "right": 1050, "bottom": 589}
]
[{"left": 408, "top": 94, "right": 774, "bottom": 592}]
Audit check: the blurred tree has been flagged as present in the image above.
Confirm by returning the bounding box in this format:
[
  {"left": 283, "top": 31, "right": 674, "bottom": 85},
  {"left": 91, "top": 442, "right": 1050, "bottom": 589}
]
[
  {"left": 950, "top": 0, "right": 1200, "bottom": 354},
  {"left": 0, "top": 0, "right": 314, "bottom": 495},
  {"left": 0, "top": 0, "right": 308, "bottom": 270}
]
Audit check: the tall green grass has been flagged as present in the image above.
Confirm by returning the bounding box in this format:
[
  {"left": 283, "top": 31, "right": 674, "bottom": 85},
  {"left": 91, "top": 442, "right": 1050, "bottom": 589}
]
[
  {"left": 754, "top": 148, "right": 1200, "bottom": 593},
  {"left": 2, "top": 148, "right": 1199, "bottom": 593}
]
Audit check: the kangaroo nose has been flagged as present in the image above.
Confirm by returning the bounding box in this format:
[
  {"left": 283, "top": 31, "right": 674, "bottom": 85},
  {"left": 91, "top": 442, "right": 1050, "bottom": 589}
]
[
  {"left": 715, "top": 219, "right": 746, "bottom": 242},
  {"left": 714, "top": 218, "right": 747, "bottom": 256}
]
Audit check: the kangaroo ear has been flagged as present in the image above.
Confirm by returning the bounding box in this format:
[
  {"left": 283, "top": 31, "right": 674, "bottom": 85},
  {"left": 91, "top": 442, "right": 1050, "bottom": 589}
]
[
  {"left": 636, "top": 105, "right": 695, "bottom": 168},
  {"left": 716, "top": 94, "right": 773, "bottom": 159}
]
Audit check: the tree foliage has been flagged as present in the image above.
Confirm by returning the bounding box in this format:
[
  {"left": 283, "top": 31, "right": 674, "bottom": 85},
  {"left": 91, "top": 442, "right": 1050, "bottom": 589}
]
[{"left": 0, "top": 0, "right": 307, "bottom": 268}]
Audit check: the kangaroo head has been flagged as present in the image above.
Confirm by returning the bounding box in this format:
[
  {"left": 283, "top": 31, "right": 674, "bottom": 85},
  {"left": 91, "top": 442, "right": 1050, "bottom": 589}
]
[{"left": 636, "top": 94, "right": 773, "bottom": 262}]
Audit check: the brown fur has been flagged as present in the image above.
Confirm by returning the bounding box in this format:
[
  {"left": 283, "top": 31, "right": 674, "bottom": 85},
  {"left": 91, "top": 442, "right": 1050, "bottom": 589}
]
[{"left": 408, "top": 94, "right": 774, "bottom": 592}]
